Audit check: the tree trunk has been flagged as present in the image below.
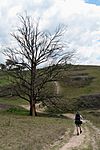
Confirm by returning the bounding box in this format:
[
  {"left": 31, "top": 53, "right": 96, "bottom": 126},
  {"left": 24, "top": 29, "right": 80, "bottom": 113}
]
[
  {"left": 29, "top": 100, "right": 37, "bottom": 116},
  {"left": 33, "top": 102, "right": 37, "bottom": 116},
  {"left": 30, "top": 56, "right": 37, "bottom": 116}
]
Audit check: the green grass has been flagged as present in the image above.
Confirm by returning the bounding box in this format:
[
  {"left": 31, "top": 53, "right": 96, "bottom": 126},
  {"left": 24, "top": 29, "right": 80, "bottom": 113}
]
[
  {"left": 0, "top": 71, "right": 11, "bottom": 86},
  {"left": 59, "top": 66, "right": 100, "bottom": 98},
  {"left": 55, "top": 65, "right": 100, "bottom": 111},
  {"left": 0, "top": 75, "right": 9, "bottom": 86},
  {"left": 0, "top": 97, "right": 28, "bottom": 105},
  {"left": 83, "top": 110, "right": 100, "bottom": 128},
  {"left": 84, "top": 110, "right": 100, "bottom": 150}
]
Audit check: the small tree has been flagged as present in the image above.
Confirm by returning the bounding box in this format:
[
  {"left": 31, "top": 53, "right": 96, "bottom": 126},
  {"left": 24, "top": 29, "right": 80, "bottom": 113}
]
[
  {"left": 0, "top": 63, "right": 6, "bottom": 70},
  {"left": 4, "top": 14, "right": 75, "bottom": 116}
]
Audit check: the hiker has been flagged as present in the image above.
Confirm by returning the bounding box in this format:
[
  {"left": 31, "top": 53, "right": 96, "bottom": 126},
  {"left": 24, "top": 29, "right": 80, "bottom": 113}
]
[{"left": 75, "top": 112, "right": 83, "bottom": 135}]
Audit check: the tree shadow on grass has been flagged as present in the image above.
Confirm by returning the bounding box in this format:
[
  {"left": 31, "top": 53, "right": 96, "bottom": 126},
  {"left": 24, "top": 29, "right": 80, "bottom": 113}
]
[
  {"left": 0, "top": 104, "right": 71, "bottom": 120},
  {"left": 0, "top": 104, "right": 29, "bottom": 116},
  {"left": 36, "top": 111, "right": 70, "bottom": 120}
]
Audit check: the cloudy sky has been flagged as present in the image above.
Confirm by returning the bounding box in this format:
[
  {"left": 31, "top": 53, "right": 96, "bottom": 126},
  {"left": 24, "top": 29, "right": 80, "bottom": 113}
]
[{"left": 0, "top": 0, "right": 100, "bottom": 65}]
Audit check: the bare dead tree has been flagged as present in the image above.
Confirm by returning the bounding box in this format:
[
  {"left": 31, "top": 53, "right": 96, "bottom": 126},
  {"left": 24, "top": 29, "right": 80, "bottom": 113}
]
[{"left": 3, "top": 14, "right": 75, "bottom": 116}]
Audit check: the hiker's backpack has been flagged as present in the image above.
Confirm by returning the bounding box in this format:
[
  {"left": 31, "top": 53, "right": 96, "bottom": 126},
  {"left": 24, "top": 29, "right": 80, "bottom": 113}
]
[{"left": 75, "top": 113, "right": 80, "bottom": 121}]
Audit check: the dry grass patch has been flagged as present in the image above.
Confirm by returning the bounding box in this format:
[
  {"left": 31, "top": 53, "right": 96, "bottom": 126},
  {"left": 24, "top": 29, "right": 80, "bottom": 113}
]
[{"left": 0, "top": 112, "right": 73, "bottom": 150}]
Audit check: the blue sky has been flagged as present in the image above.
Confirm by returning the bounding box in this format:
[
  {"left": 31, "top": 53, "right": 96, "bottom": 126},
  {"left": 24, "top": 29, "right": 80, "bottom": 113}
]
[
  {"left": 85, "top": 0, "right": 100, "bottom": 5},
  {"left": 0, "top": 0, "right": 100, "bottom": 66}
]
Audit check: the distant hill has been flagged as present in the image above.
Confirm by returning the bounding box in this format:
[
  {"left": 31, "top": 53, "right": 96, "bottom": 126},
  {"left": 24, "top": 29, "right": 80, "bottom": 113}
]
[
  {"left": 0, "top": 65, "right": 100, "bottom": 112},
  {"left": 54, "top": 65, "right": 100, "bottom": 112}
]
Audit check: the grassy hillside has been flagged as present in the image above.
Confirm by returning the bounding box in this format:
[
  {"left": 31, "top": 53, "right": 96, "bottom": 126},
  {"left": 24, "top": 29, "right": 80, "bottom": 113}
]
[
  {"left": 0, "top": 65, "right": 100, "bottom": 111},
  {"left": 59, "top": 65, "right": 100, "bottom": 97},
  {"left": 83, "top": 109, "right": 100, "bottom": 128},
  {"left": 56, "top": 65, "right": 100, "bottom": 111}
]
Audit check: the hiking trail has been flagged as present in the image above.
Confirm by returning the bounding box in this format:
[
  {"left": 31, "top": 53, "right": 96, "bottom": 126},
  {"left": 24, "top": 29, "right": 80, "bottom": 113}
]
[
  {"left": 58, "top": 113, "right": 100, "bottom": 150},
  {"left": 21, "top": 81, "right": 100, "bottom": 150},
  {"left": 53, "top": 82, "right": 100, "bottom": 150}
]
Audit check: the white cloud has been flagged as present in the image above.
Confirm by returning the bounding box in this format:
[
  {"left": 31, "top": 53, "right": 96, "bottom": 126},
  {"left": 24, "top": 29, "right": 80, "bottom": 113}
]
[{"left": 0, "top": 0, "right": 100, "bottom": 65}]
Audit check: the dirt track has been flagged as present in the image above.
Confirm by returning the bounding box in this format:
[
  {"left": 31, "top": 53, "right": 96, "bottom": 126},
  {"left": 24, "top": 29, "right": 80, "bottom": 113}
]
[
  {"left": 59, "top": 113, "right": 100, "bottom": 150},
  {"left": 20, "top": 103, "right": 100, "bottom": 150}
]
